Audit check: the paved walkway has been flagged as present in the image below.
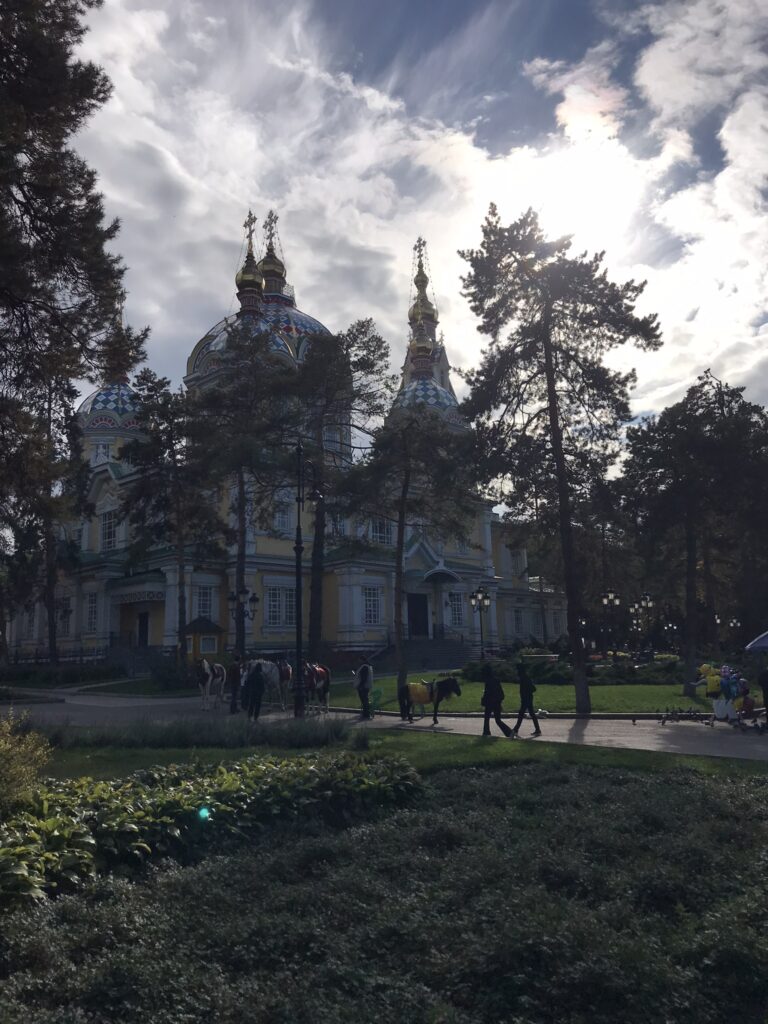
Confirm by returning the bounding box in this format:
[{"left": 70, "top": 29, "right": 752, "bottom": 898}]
[{"left": 6, "top": 689, "right": 768, "bottom": 763}]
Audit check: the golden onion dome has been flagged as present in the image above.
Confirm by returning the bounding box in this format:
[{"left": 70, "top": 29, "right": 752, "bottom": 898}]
[
  {"left": 409, "top": 317, "right": 434, "bottom": 357},
  {"left": 408, "top": 259, "right": 438, "bottom": 324},
  {"left": 257, "top": 244, "right": 287, "bottom": 287},
  {"left": 235, "top": 249, "right": 264, "bottom": 291}
]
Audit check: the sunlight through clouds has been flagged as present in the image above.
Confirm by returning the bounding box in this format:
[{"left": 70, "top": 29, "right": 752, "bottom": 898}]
[{"left": 74, "top": 0, "right": 768, "bottom": 410}]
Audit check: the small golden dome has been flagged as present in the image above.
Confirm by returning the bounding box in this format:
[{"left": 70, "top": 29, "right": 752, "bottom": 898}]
[
  {"left": 409, "top": 317, "right": 434, "bottom": 357},
  {"left": 257, "top": 243, "right": 286, "bottom": 283},
  {"left": 408, "top": 256, "right": 438, "bottom": 324},
  {"left": 235, "top": 250, "right": 264, "bottom": 291}
]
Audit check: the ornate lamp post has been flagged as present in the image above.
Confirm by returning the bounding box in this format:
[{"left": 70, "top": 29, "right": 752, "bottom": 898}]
[
  {"left": 469, "top": 586, "right": 491, "bottom": 660},
  {"left": 601, "top": 590, "right": 620, "bottom": 656},
  {"left": 294, "top": 439, "right": 323, "bottom": 718},
  {"left": 639, "top": 592, "right": 654, "bottom": 649},
  {"left": 227, "top": 588, "right": 259, "bottom": 626}
]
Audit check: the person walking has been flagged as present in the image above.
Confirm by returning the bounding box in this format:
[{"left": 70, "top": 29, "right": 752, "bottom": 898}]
[
  {"left": 243, "top": 660, "right": 265, "bottom": 722},
  {"left": 511, "top": 662, "right": 541, "bottom": 737},
  {"left": 228, "top": 654, "right": 242, "bottom": 714},
  {"left": 758, "top": 660, "right": 768, "bottom": 720},
  {"left": 480, "top": 662, "right": 514, "bottom": 738},
  {"left": 355, "top": 656, "right": 373, "bottom": 720}
]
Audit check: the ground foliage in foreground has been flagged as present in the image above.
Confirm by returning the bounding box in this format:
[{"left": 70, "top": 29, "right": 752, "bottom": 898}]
[
  {"left": 1, "top": 763, "right": 767, "bottom": 1023},
  {"left": 0, "top": 752, "right": 418, "bottom": 909}
]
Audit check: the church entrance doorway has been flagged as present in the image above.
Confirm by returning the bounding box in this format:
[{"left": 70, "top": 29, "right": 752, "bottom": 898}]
[
  {"left": 407, "top": 594, "right": 429, "bottom": 638},
  {"left": 137, "top": 612, "right": 149, "bottom": 648}
]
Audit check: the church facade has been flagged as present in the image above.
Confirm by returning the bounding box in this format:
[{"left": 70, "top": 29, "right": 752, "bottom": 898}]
[{"left": 8, "top": 217, "right": 566, "bottom": 665}]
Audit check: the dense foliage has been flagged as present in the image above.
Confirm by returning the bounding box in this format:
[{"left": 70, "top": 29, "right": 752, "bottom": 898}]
[
  {"left": 1, "top": 762, "right": 766, "bottom": 1023},
  {"left": 0, "top": 752, "right": 420, "bottom": 909},
  {"left": 0, "top": 714, "right": 50, "bottom": 814}
]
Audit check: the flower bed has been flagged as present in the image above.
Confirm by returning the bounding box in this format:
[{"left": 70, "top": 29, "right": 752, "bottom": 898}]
[{"left": 0, "top": 752, "right": 420, "bottom": 909}]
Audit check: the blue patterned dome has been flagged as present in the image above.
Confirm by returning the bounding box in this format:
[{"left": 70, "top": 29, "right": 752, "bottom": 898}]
[
  {"left": 393, "top": 377, "right": 460, "bottom": 415},
  {"left": 78, "top": 382, "right": 141, "bottom": 432},
  {"left": 190, "top": 302, "right": 330, "bottom": 376}
]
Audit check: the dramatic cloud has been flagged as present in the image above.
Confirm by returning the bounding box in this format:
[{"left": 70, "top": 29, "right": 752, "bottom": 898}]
[{"left": 75, "top": 0, "right": 768, "bottom": 410}]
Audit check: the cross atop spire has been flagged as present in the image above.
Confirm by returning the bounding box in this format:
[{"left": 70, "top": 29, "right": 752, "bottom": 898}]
[
  {"left": 243, "top": 209, "right": 257, "bottom": 254},
  {"left": 413, "top": 236, "right": 426, "bottom": 265},
  {"left": 264, "top": 209, "right": 278, "bottom": 251}
]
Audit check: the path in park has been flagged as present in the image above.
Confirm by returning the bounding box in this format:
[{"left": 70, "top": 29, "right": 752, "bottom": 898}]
[{"left": 8, "top": 687, "right": 768, "bottom": 763}]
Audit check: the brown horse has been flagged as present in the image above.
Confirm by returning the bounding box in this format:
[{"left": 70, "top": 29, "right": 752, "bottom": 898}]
[{"left": 303, "top": 662, "right": 332, "bottom": 713}]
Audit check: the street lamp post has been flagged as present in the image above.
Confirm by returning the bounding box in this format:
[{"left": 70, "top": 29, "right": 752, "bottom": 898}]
[
  {"left": 639, "top": 592, "right": 654, "bottom": 651},
  {"left": 469, "top": 586, "right": 491, "bottom": 660},
  {"left": 227, "top": 588, "right": 259, "bottom": 630},
  {"left": 601, "top": 591, "right": 621, "bottom": 657},
  {"left": 293, "top": 439, "right": 322, "bottom": 718}
]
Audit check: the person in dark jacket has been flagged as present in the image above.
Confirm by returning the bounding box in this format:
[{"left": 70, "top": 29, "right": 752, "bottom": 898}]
[
  {"left": 511, "top": 662, "right": 541, "bottom": 737},
  {"left": 228, "top": 654, "right": 242, "bottom": 714},
  {"left": 480, "top": 662, "right": 514, "bottom": 738},
  {"left": 243, "top": 660, "right": 265, "bottom": 722}
]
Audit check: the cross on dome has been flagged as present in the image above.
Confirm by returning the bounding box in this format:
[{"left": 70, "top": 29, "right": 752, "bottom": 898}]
[
  {"left": 243, "top": 209, "right": 257, "bottom": 254},
  {"left": 264, "top": 209, "right": 279, "bottom": 250}
]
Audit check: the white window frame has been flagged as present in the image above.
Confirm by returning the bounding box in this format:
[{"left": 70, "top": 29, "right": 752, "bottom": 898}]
[
  {"left": 370, "top": 517, "right": 393, "bottom": 545},
  {"left": 85, "top": 593, "right": 98, "bottom": 634},
  {"left": 514, "top": 608, "right": 525, "bottom": 636},
  {"left": 100, "top": 510, "right": 118, "bottom": 552},
  {"left": 59, "top": 597, "right": 71, "bottom": 637},
  {"left": 24, "top": 607, "right": 35, "bottom": 640},
  {"left": 265, "top": 585, "right": 295, "bottom": 627},
  {"left": 196, "top": 585, "right": 213, "bottom": 619},
  {"left": 323, "top": 426, "right": 342, "bottom": 452},
  {"left": 449, "top": 592, "right": 464, "bottom": 627},
  {"left": 362, "top": 586, "right": 382, "bottom": 626},
  {"left": 200, "top": 635, "right": 217, "bottom": 654}
]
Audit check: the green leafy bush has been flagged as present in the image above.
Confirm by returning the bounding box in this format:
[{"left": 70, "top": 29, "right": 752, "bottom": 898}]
[
  {"left": 0, "top": 713, "right": 51, "bottom": 816},
  {"left": 0, "top": 752, "right": 420, "bottom": 909},
  {"left": 0, "top": 763, "right": 766, "bottom": 1023}
]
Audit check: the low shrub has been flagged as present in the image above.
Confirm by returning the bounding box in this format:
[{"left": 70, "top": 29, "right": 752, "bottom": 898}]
[
  {"left": 0, "top": 663, "right": 123, "bottom": 688},
  {"left": 0, "top": 713, "right": 51, "bottom": 815},
  {"left": 0, "top": 751, "right": 420, "bottom": 909},
  {"left": 462, "top": 658, "right": 573, "bottom": 685},
  {"left": 31, "top": 713, "right": 352, "bottom": 750},
  {"left": 149, "top": 658, "right": 198, "bottom": 690}
]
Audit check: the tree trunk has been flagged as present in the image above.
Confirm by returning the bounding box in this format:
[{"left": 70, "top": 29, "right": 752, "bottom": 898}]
[
  {"left": 308, "top": 466, "right": 326, "bottom": 661},
  {"left": 701, "top": 528, "right": 717, "bottom": 651},
  {"left": 540, "top": 297, "right": 590, "bottom": 713},
  {"left": 176, "top": 538, "right": 188, "bottom": 662},
  {"left": 0, "top": 585, "right": 9, "bottom": 667},
  {"left": 683, "top": 506, "right": 698, "bottom": 696},
  {"left": 43, "top": 514, "right": 58, "bottom": 664},
  {"left": 235, "top": 466, "right": 247, "bottom": 656},
  {"left": 394, "top": 462, "right": 411, "bottom": 694}
]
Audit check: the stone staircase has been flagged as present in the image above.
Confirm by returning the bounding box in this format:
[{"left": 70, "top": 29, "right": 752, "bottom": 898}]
[{"left": 373, "top": 638, "right": 470, "bottom": 673}]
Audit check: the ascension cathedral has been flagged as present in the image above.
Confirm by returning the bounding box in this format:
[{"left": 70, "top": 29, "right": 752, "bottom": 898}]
[{"left": 8, "top": 215, "right": 566, "bottom": 667}]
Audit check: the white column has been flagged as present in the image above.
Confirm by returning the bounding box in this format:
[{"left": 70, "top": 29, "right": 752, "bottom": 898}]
[{"left": 161, "top": 566, "right": 179, "bottom": 649}]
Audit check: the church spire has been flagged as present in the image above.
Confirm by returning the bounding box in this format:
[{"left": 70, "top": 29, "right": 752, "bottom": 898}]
[
  {"left": 235, "top": 208, "right": 264, "bottom": 312},
  {"left": 408, "top": 237, "right": 438, "bottom": 328}
]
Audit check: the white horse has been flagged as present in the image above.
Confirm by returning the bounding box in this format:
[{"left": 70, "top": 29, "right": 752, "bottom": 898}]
[
  {"left": 243, "top": 658, "right": 289, "bottom": 711},
  {"left": 198, "top": 657, "right": 226, "bottom": 710}
]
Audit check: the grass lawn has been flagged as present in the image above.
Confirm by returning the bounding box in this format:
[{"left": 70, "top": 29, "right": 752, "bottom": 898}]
[
  {"left": 329, "top": 673, "right": 710, "bottom": 714},
  {"left": 4, "top": 754, "right": 767, "bottom": 1023},
  {"left": 46, "top": 728, "right": 768, "bottom": 781}
]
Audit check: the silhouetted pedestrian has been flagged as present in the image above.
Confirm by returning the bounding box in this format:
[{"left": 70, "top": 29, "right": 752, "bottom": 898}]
[
  {"left": 243, "top": 660, "right": 265, "bottom": 721},
  {"left": 228, "top": 654, "right": 241, "bottom": 714},
  {"left": 480, "top": 662, "right": 514, "bottom": 738},
  {"left": 355, "top": 657, "right": 373, "bottom": 720},
  {"left": 511, "top": 662, "right": 541, "bottom": 737}
]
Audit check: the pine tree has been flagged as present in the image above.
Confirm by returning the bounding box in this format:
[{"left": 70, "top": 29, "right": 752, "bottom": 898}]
[
  {"left": 120, "top": 371, "right": 227, "bottom": 662},
  {"left": 296, "top": 319, "right": 396, "bottom": 659},
  {"left": 345, "top": 407, "right": 477, "bottom": 698},
  {"left": 461, "top": 205, "right": 661, "bottom": 714},
  {"left": 1, "top": 0, "right": 147, "bottom": 656}
]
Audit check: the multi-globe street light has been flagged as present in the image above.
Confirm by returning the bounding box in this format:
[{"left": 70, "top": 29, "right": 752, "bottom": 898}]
[{"left": 469, "top": 586, "right": 491, "bottom": 660}]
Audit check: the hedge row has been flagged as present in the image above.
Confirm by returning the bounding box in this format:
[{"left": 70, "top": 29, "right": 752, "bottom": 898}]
[
  {"left": 0, "top": 663, "right": 123, "bottom": 688},
  {"left": 0, "top": 752, "right": 421, "bottom": 910}
]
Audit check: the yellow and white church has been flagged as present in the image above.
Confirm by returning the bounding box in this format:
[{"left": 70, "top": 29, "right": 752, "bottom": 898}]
[{"left": 8, "top": 217, "right": 566, "bottom": 667}]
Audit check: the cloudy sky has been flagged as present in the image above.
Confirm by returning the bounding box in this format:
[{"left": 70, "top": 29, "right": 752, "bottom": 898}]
[{"left": 76, "top": 0, "right": 768, "bottom": 413}]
